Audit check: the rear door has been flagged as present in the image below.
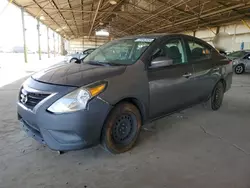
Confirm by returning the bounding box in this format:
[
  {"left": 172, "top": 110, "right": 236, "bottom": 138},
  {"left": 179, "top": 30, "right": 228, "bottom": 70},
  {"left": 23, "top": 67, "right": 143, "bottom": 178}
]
[
  {"left": 147, "top": 36, "right": 196, "bottom": 119},
  {"left": 183, "top": 36, "right": 216, "bottom": 102}
]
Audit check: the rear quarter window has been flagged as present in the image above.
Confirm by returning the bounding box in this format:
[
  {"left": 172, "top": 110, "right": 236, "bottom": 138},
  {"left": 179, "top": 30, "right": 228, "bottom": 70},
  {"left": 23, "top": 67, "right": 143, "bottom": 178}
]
[{"left": 187, "top": 39, "right": 212, "bottom": 61}]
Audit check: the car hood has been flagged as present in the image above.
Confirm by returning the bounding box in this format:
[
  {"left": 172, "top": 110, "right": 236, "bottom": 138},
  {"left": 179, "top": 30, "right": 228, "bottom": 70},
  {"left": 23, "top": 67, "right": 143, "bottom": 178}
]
[
  {"left": 226, "top": 56, "right": 240, "bottom": 60},
  {"left": 32, "top": 62, "right": 126, "bottom": 87}
]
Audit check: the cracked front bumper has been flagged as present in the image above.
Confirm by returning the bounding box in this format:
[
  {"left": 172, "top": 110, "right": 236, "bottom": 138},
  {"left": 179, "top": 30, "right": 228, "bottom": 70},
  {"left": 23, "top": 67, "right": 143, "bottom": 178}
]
[{"left": 17, "top": 78, "right": 112, "bottom": 151}]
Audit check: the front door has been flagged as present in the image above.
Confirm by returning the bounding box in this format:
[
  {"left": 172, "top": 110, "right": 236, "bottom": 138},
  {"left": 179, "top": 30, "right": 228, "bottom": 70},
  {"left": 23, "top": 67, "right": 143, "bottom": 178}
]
[
  {"left": 147, "top": 37, "right": 195, "bottom": 119},
  {"left": 242, "top": 53, "right": 250, "bottom": 71}
]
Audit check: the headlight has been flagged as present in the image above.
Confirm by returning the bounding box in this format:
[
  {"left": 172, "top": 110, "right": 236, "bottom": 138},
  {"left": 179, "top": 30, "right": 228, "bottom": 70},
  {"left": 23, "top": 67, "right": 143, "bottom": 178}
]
[
  {"left": 232, "top": 61, "right": 238, "bottom": 65},
  {"left": 64, "top": 56, "right": 71, "bottom": 61},
  {"left": 47, "top": 82, "right": 107, "bottom": 113}
]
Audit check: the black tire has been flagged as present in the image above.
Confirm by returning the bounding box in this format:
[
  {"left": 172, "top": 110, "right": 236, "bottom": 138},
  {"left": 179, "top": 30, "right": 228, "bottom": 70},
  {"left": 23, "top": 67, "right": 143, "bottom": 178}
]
[
  {"left": 70, "top": 58, "right": 78, "bottom": 63},
  {"left": 101, "top": 102, "right": 142, "bottom": 154},
  {"left": 235, "top": 64, "right": 245, "bottom": 74},
  {"left": 205, "top": 81, "right": 224, "bottom": 111}
]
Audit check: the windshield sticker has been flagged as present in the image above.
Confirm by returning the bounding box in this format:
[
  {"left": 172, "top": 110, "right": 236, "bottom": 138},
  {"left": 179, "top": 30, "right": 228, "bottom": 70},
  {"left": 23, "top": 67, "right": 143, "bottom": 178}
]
[{"left": 135, "top": 38, "right": 154, "bottom": 43}]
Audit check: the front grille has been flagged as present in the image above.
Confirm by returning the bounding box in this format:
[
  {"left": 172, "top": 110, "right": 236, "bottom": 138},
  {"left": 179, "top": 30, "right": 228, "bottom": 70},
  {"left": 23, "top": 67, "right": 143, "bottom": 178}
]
[{"left": 19, "top": 87, "right": 50, "bottom": 109}]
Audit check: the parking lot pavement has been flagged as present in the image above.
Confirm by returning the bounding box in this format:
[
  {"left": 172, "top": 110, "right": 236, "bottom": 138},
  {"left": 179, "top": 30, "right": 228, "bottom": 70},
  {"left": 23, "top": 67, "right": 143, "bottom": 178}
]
[{"left": 0, "top": 74, "right": 250, "bottom": 188}]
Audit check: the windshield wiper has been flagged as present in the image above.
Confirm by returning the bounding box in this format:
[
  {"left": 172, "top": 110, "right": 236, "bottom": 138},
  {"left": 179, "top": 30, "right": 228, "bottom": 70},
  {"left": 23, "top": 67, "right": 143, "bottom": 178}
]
[
  {"left": 86, "top": 61, "right": 106, "bottom": 66},
  {"left": 86, "top": 61, "right": 123, "bottom": 66},
  {"left": 105, "top": 60, "right": 129, "bottom": 66}
]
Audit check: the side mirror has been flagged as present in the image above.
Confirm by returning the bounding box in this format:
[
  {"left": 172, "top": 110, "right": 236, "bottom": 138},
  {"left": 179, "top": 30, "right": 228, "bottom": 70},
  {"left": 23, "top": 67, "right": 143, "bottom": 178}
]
[{"left": 150, "top": 56, "right": 173, "bottom": 68}]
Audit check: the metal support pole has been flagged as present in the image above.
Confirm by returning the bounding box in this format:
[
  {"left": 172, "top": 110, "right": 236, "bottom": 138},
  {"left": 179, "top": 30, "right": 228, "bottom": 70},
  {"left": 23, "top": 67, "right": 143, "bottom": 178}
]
[
  {"left": 216, "top": 26, "right": 220, "bottom": 35},
  {"left": 60, "top": 36, "right": 65, "bottom": 55},
  {"left": 193, "top": 31, "right": 196, "bottom": 37},
  {"left": 57, "top": 34, "right": 60, "bottom": 55},
  {"left": 37, "top": 19, "right": 41, "bottom": 60},
  {"left": 21, "top": 8, "right": 28, "bottom": 63},
  {"left": 82, "top": 37, "right": 84, "bottom": 50},
  {"left": 242, "top": 20, "right": 250, "bottom": 30},
  {"left": 47, "top": 27, "right": 50, "bottom": 58},
  {"left": 207, "top": 27, "right": 216, "bottom": 35},
  {"left": 233, "top": 24, "right": 237, "bottom": 51},
  {"left": 95, "top": 36, "right": 97, "bottom": 48},
  {"left": 53, "top": 32, "right": 56, "bottom": 57}
]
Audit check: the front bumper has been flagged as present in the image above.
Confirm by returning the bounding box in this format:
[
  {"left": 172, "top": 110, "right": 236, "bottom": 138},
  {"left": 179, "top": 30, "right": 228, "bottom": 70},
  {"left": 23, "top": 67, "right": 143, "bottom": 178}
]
[{"left": 17, "top": 78, "right": 111, "bottom": 151}]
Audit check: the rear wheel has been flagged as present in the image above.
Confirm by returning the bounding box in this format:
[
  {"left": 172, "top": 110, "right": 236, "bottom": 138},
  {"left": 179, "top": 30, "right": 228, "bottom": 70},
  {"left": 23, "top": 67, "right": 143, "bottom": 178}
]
[
  {"left": 205, "top": 82, "right": 224, "bottom": 111},
  {"left": 101, "top": 102, "right": 142, "bottom": 154},
  {"left": 235, "top": 64, "right": 244, "bottom": 74}
]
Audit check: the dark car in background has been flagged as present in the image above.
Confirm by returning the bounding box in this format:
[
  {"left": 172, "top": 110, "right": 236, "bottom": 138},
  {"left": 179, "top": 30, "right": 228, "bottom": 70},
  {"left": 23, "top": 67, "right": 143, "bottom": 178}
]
[
  {"left": 17, "top": 34, "right": 232, "bottom": 154},
  {"left": 226, "top": 50, "right": 250, "bottom": 74},
  {"left": 64, "top": 48, "right": 96, "bottom": 63}
]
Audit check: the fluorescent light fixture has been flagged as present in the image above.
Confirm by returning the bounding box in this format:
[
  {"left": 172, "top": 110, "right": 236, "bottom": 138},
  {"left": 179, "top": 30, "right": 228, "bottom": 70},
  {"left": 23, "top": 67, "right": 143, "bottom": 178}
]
[
  {"left": 109, "top": 0, "right": 117, "bottom": 5},
  {"left": 56, "top": 26, "right": 67, "bottom": 32},
  {"left": 40, "top": 15, "right": 45, "bottom": 20},
  {"left": 95, "top": 30, "right": 109, "bottom": 36}
]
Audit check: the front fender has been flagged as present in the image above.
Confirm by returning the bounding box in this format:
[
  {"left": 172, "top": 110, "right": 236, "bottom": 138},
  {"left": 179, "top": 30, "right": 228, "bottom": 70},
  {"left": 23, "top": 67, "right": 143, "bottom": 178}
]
[{"left": 99, "top": 61, "right": 150, "bottom": 121}]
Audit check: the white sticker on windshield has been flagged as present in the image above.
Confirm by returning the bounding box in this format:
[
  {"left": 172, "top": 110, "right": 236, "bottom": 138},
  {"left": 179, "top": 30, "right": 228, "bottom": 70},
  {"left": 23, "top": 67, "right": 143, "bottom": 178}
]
[{"left": 135, "top": 38, "right": 154, "bottom": 43}]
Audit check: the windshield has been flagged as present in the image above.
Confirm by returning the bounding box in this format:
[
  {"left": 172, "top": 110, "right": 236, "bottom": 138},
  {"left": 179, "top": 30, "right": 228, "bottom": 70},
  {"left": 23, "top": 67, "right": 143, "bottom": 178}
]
[
  {"left": 83, "top": 38, "right": 155, "bottom": 65},
  {"left": 227, "top": 51, "right": 248, "bottom": 58}
]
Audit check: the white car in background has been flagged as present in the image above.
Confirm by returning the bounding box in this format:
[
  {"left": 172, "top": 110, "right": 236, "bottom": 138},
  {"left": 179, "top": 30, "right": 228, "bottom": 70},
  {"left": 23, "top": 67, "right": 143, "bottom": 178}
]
[
  {"left": 65, "top": 48, "right": 96, "bottom": 63},
  {"left": 226, "top": 50, "right": 250, "bottom": 74}
]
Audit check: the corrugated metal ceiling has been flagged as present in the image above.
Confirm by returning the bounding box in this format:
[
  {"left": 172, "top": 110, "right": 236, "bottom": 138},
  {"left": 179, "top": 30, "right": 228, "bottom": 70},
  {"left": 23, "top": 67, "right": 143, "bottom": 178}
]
[{"left": 12, "top": 0, "right": 250, "bottom": 39}]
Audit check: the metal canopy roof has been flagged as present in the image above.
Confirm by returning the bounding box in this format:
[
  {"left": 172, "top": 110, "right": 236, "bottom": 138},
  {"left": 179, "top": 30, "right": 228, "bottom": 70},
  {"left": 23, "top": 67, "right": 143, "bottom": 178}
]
[{"left": 12, "top": 0, "right": 250, "bottom": 39}]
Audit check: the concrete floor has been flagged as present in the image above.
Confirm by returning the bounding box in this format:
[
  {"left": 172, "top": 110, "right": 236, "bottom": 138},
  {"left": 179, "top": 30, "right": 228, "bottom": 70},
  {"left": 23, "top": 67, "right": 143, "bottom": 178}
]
[{"left": 0, "top": 74, "right": 250, "bottom": 188}]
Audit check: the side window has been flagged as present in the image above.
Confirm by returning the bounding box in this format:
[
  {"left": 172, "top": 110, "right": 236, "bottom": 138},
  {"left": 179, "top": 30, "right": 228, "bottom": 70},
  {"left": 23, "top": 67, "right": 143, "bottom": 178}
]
[
  {"left": 243, "top": 53, "right": 250, "bottom": 60},
  {"left": 187, "top": 40, "right": 211, "bottom": 61},
  {"left": 152, "top": 39, "right": 186, "bottom": 64}
]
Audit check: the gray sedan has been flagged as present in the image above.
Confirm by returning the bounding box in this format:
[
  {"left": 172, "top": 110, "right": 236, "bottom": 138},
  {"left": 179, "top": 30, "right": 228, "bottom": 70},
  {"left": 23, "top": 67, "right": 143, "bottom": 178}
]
[
  {"left": 17, "top": 34, "right": 232, "bottom": 154},
  {"left": 227, "top": 50, "right": 250, "bottom": 74}
]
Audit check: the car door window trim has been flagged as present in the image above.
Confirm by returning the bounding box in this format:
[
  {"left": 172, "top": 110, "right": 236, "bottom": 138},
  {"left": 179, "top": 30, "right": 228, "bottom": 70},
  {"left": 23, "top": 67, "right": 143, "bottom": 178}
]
[
  {"left": 148, "top": 36, "right": 188, "bottom": 70},
  {"left": 184, "top": 37, "right": 212, "bottom": 63}
]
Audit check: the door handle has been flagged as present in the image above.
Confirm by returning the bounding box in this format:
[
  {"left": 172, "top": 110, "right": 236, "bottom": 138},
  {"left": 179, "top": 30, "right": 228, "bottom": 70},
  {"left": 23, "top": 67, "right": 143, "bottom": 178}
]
[{"left": 182, "top": 73, "right": 192, "bottom": 78}]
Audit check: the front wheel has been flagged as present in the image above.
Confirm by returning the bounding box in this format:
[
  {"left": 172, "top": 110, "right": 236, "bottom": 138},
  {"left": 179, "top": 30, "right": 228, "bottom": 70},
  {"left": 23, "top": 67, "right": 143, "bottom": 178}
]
[
  {"left": 101, "top": 102, "right": 142, "bottom": 154},
  {"left": 235, "top": 64, "right": 245, "bottom": 74},
  {"left": 205, "top": 82, "right": 224, "bottom": 111},
  {"left": 70, "top": 58, "right": 78, "bottom": 63}
]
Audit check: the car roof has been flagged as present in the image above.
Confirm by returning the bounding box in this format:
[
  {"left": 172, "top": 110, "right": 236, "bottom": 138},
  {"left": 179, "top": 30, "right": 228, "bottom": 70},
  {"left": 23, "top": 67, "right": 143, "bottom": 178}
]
[
  {"left": 119, "top": 33, "right": 191, "bottom": 40},
  {"left": 240, "top": 49, "right": 250, "bottom": 52},
  {"left": 118, "top": 33, "right": 215, "bottom": 49},
  {"left": 230, "top": 50, "right": 250, "bottom": 53}
]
